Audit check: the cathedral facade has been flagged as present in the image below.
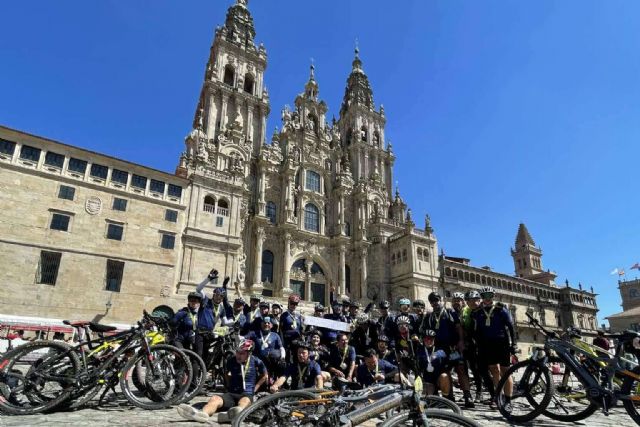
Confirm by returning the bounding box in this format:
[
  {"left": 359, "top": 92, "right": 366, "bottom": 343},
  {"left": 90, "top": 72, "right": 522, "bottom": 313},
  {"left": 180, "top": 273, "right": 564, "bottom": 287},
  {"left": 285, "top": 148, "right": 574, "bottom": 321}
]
[{"left": 0, "top": 0, "right": 598, "bottom": 354}]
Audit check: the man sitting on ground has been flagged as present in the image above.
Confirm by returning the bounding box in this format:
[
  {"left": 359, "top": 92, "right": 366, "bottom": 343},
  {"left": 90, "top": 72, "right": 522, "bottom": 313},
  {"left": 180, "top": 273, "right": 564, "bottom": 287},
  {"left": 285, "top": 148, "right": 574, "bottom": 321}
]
[
  {"left": 270, "top": 341, "right": 324, "bottom": 392},
  {"left": 356, "top": 348, "right": 399, "bottom": 387}
]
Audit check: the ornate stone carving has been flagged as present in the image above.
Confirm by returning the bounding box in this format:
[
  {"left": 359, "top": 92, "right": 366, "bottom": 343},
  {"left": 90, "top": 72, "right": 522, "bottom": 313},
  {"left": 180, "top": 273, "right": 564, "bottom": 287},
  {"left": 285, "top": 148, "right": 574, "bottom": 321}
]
[{"left": 85, "top": 197, "right": 102, "bottom": 215}]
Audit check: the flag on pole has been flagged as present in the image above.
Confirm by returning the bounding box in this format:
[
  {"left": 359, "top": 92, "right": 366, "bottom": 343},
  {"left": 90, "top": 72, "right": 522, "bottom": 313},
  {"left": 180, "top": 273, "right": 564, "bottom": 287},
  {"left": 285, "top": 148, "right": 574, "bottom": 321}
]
[
  {"left": 619, "top": 269, "right": 626, "bottom": 276},
  {"left": 610, "top": 268, "right": 619, "bottom": 275},
  {"left": 631, "top": 263, "right": 640, "bottom": 270}
]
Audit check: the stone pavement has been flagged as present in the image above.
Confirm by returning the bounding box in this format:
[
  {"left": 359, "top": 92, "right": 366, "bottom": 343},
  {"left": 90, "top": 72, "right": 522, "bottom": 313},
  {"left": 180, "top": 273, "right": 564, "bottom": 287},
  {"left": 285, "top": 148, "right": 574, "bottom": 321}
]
[{"left": 0, "top": 396, "right": 634, "bottom": 426}]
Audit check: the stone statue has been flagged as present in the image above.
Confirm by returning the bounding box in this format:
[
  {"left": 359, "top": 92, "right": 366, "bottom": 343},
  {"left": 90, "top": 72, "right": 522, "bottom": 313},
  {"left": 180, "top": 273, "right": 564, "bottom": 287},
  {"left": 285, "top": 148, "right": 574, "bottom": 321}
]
[{"left": 361, "top": 128, "right": 367, "bottom": 142}]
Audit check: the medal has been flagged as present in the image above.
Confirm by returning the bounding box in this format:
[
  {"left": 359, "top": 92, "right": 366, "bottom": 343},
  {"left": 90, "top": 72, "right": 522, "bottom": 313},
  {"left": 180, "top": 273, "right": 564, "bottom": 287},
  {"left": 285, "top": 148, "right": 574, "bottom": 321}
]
[
  {"left": 425, "top": 347, "right": 434, "bottom": 373},
  {"left": 427, "top": 364, "right": 434, "bottom": 373},
  {"left": 340, "top": 362, "right": 347, "bottom": 370}
]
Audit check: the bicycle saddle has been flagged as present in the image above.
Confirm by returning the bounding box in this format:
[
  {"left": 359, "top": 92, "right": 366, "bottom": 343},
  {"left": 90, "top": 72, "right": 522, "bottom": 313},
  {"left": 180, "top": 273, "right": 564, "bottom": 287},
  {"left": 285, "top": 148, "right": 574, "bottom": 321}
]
[
  {"left": 88, "top": 322, "right": 117, "bottom": 333},
  {"left": 63, "top": 320, "right": 91, "bottom": 328}
]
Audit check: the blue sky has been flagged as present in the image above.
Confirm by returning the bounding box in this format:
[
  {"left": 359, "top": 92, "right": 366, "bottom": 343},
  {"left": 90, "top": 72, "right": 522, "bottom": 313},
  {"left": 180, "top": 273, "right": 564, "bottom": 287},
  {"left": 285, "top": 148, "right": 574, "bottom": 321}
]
[{"left": 2, "top": 1, "right": 639, "bottom": 324}]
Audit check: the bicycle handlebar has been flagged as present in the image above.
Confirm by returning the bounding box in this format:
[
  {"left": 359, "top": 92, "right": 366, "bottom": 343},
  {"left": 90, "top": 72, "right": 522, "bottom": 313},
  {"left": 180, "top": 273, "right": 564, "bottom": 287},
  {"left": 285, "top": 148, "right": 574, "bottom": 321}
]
[{"left": 525, "top": 312, "right": 559, "bottom": 339}]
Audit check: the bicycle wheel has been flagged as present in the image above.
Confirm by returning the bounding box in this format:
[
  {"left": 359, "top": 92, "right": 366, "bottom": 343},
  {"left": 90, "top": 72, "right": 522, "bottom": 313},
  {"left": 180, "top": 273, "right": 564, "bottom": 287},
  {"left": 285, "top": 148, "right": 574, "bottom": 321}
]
[
  {"left": 232, "top": 390, "right": 319, "bottom": 427},
  {"left": 380, "top": 409, "right": 482, "bottom": 427},
  {"left": 0, "top": 340, "right": 80, "bottom": 415},
  {"left": 542, "top": 356, "right": 598, "bottom": 422},
  {"left": 421, "top": 395, "right": 462, "bottom": 414},
  {"left": 179, "top": 349, "right": 206, "bottom": 403},
  {"left": 495, "top": 359, "right": 553, "bottom": 423},
  {"left": 621, "top": 366, "right": 640, "bottom": 425},
  {"left": 119, "top": 344, "right": 192, "bottom": 410}
]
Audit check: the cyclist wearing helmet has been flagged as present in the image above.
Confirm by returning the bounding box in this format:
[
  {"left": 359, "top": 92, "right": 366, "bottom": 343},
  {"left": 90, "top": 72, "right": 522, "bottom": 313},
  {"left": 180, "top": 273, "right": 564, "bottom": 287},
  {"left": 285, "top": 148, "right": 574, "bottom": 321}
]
[
  {"left": 246, "top": 316, "right": 284, "bottom": 381},
  {"left": 394, "top": 314, "right": 419, "bottom": 375},
  {"left": 271, "top": 341, "right": 324, "bottom": 392},
  {"left": 270, "top": 302, "right": 282, "bottom": 334},
  {"left": 356, "top": 348, "right": 399, "bottom": 387},
  {"left": 307, "top": 329, "right": 331, "bottom": 382},
  {"left": 177, "top": 339, "right": 267, "bottom": 423},
  {"left": 411, "top": 299, "right": 427, "bottom": 335},
  {"left": 398, "top": 297, "right": 412, "bottom": 315},
  {"left": 376, "top": 335, "right": 398, "bottom": 366},
  {"left": 472, "top": 286, "right": 516, "bottom": 400},
  {"left": 423, "top": 291, "right": 474, "bottom": 408},
  {"left": 172, "top": 292, "right": 202, "bottom": 350},
  {"left": 416, "top": 330, "right": 450, "bottom": 397},
  {"left": 350, "top": 313, "right": 378, "bottom": 356},
  {"left": 246, "top": 300, "right": 272, "bottom": 334},
  {"left": 323, "top": 299, "right": 347, "bottom": 345},
  {"left": 280, "top": 294, "right": 303, "bottom": 350},
  {"left": 451, "top": 292, "right": 465, "bottom": 314},
  {"left": 230, "top": 298, "right": 248, "bottom": 331},
  {"left": 376, "top": 300, "right": 396, "bottom": 346},
  {"left": 463, "top": 290, "right": 493, "bottom": 402}
]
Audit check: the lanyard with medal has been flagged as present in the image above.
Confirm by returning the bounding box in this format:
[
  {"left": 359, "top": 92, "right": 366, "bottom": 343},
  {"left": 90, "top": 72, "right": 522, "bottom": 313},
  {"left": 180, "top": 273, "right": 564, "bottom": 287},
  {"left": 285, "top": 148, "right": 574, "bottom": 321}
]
[
  {"left": 425, "top": 346, "right": 435, "bottom": 372},
  {"left": 340, "top": 345, "right": 349, "bottom": 370},
  {"left": 290, "top": 311, "right": 298, "bottom": 330},
  {"left": 188, "top": 311, "right": 197, "bottom": 332},
  {"left": 240, "top": 357, "right": 251, "bottom": 391},
  {"left": 261, "top": 331, "right": 270, "bottom": 350},
  {"left": 432, "top": 309, "right": 444, "bottom": 330},
  {"left": 484, "top": 305, "right": 496, "bottom": 327},
  {"left": 297, "top": 364, "right": 308, "bottom": 389},
  {"left": 370, "top": 362, "right": 380, "bottom": 381}
]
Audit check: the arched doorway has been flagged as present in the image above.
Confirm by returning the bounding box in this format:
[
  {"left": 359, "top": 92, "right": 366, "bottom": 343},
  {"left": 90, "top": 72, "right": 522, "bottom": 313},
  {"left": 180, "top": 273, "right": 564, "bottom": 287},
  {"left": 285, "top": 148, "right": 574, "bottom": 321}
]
[{"left": 289, "top": 257, "right": 328, "bottom": 305}]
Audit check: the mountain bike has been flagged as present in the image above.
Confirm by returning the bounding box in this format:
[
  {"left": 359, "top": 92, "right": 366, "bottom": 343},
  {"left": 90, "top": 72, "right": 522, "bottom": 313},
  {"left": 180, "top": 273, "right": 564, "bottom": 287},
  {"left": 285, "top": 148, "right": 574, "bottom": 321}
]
[
  {"left": 494, "top": 312, "right": 640, "bottom": 424},
  {"left": 0, "top": 315, "right": 192, "bottom": 415}
]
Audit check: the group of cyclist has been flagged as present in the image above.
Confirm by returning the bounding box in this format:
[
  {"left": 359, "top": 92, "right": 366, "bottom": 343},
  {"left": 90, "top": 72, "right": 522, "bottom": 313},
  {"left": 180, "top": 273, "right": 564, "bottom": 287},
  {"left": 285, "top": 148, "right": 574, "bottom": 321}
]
[{"left": 174, "top": 269, "right": 518, "bottom": 424}]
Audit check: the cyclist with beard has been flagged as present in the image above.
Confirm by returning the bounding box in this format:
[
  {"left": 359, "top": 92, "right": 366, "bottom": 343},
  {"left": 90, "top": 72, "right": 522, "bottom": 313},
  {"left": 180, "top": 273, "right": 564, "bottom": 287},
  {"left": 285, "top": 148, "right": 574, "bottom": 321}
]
[
  {"left": 412, "top": 299, "right": 427, "bottom": 334},
  {"left": 423, "top": 292, "right": 474, "bottom": 408},
  {"left": 246, "top": 316, "right": 284, "bottom": 384},
  {"left": 376, "top": 335, "right": 398, "bottom": 366},
  {"left": 328, "top": 332, "right": 356, "bottom": 381},
  {"left": 279, "top": 294, "right": 303, "bottom": 352},
  {"left": 472, "top": 286, "right": 516, "bottom": 407},
  {"left": 271, "top": 341, "right": 324, "bottom": 391},
  {"left": 356, "top": 348, "right": 399, "bottom": 387}
]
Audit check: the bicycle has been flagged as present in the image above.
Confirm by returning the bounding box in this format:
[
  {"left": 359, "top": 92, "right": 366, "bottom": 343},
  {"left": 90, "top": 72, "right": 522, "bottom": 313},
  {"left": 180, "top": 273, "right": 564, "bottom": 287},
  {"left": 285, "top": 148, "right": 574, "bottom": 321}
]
[
  {"left": 0, "top": 314, "right": 192, "bottom": 415},
  {"left": 494, "top": 312, "right": 640, "bottom": 424}
]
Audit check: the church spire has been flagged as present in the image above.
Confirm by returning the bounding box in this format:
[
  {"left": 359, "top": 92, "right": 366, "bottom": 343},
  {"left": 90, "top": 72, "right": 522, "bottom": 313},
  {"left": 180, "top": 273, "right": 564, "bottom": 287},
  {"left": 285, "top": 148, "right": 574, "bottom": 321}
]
[
  {"left": 222, "top": 0, "right": 257, "bottom": 47},
  {"left": 303, "top": 61, "right": 319, "bottom": 100},
  {"left": 340, "top": 45, "right": 375, "bottom": 117},
  {"left": 515, "top": 223, "right": 536, "bottom": 248}
]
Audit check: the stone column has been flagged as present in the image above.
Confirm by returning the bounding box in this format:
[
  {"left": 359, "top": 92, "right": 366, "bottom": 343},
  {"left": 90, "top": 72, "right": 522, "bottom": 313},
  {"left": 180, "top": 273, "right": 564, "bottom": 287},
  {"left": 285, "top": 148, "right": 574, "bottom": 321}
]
[
  {"left": 281, "top": 233, "right": 292, "bottom": 296},
  {"left": 258, "top": 167, "right": 266, "bottom": 215},
  {"left": 339, "top": 245, "right": 346, "bottom": 297},
  {"left": 207, "top": 91, "right": 218, "bottom": 136},
  {"left": 253, "top": 227, "right": 265, "bottom": 291},
  {"left": 360, "top": 248, "right": 368, "bottom": 300},
  {"left": 260, "top": 110, "right": 267, "bottom": 146},
  {"left": 247, "top": 104, "right": 254, "bottom": 142},
  {"left": 220, "top": 94, "right": 229, "bottom": 130},
  {"left": 338, "top": 193, "right": 345, "bottom": 234},
  {"left": 305, "top": 258, "right": 313, "bottom": 302}
]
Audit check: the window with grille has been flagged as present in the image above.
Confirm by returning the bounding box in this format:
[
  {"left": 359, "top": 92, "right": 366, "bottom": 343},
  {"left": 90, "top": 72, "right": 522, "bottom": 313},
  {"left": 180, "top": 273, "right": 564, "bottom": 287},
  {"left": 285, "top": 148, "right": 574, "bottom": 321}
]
[
  {"left": 0, "top": 139, "right": 16, "bottom": 155},
  {"left": 20, "top": 145, "right": 41, "bottom": 162},
  {"left": 168, "top": 184, "right": 182, "bottom": 198},
  {"left": 50, "top": 213, "right": 70, "bottom": 231},
  {"left": 106, "top": 223, "right": 124, "bottom": 241},
  {"left": 131, "top": 174, "right": 147, "bottom": 189},
  {"left": 112, "top": 198, "right": 127, "bottom": 211},
  {"left": 111, "top": 169, "right": 128, "bottom": 184},
  {"left": 266, "top": 201, "right": 276, "bottom": 224},
  {"left": 216, "top": 216, "right": 224, "bottom": 227},
  {"left": 38, "top": 251, "right": 62, "bottom": 285},
  {"left": 165, "top": 209, "right": 178, "bottom": 222},
  {"left": 261, "top": 250, "right": 274, "bottom": 283},
  {"left": 160, "top": 233, "right": 175, "bottom": 249},
  {"left": 90, "top": 163, "right": 108, "bottom": 179},
  {"left": 105, "top": 259, "right": 125, "bottom": 292},
  {"left": 304, "top": 203, "right": 319, "bottom": 232},
  {"left": 58, "top": 185, "right": 75, "bottom": 201},
  {"left": 45, "top": 151, "right": 64, "bottom": 168},
  {"left": 68, "top": 157, "right": 87, "bottom": 174},
  {"left": 305, "top": 170, "right": 321, "bottom": 192},
  {"left": 150, "top": 179, "right": 165, "bottom": 194}
]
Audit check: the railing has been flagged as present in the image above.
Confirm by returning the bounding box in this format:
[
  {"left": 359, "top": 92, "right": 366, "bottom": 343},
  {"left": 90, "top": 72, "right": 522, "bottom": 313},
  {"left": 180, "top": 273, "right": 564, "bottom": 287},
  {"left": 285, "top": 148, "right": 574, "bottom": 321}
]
[
  {"left": 217, "top": 207, "right": 229, "bottom": 217},
  {"left": 203, "top": 203, "right": 216, "bottom": 213}
]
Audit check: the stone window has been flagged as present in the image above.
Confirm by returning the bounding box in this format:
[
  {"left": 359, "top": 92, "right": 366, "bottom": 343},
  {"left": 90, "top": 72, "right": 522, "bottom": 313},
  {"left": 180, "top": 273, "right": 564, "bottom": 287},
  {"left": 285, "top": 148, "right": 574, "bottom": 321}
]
[
  {"left": 261, "top": 250, "right": 274, "bottom": 283},
  {"left": 216, "top": 216, "right": 224, "bottom": 227},
  {"left": 45, "top": 151, "right": 64, "bottom": 168},
  {"left": 105, "top": 259, "right": 125, "bottom": 292},
  {"left": 38, "top": 251, "right": 62, "bottom": 285},
  {"left": 417, "top": 248, "right": 423, "bottom": 261},
  {"left": 631, "top": 289, "right": 640, "bottom": 298},
  {"left": 402, "top": 249, "right": 408, "bottom": 262},
  {"left": 168, "top": 184, "right": 182, "bottom": 198},
  {"left": 131, "top": 174, "right": 147, "bottom": 189},
  {"left": 112, "top": 198, "right": 127, "bottom": 212},
  {"left": 58, "top": 185, "right": 75, "bottom": 201},
  {"left": 68, "top": 157, "right": 87, "bottom": 174},
  {"left": 111, "top": 169, "right": 128, "bottom": 185},
  {"left": 217, "top": 199, "right": 229, "bottom": 216},
  {"left": 150, "top": 179, "right": 165, "bottom": 194},
  {"left": 165, "top": 209, "right": 178, "bottom": 223},
  {"left": 106, "top": 223, "right": 124, "bottom": 241},
  {"left": 344, "top": 222, "right": 351, "bottom": 237},
  {"left": 305, "top": 170, "right": 321, "bottom": 193},
  {"left": 391, "top": 253, "right": 396, "bottom": 266},
  {"left": 160, "top": 233, "right": 175, "bottom": 250},
  {"left": 0, "top": 139, "right": 16, "bottom": 156},
  {"left": 266, "top": 201, "right": 276, "bottom": 224},
  {"left": 345, "top": 265, "right": 351, "bottom": 293},
  {"left": 204, "top": 195, "right": 216, "bottom": 213},
  {"left": 360, "top": 126, "right": 368, "bottom": 142},
  {"left": 20, "top": 145, "right": 41, "bottom": 162},
  {"left": 243, "top": 73, "right": 254, "bottom": 94},
  {"left": 90, "top": 163, "right": 108, "bottom": 179},
  {"left": 50, "top": 213, "right": 70, "bottom": 232},
  {"left": 223, "top": 65, "right": 235, "bottom": 86},
  {"left": 304, "top": 203, "right": 320, "bottom": 232}
]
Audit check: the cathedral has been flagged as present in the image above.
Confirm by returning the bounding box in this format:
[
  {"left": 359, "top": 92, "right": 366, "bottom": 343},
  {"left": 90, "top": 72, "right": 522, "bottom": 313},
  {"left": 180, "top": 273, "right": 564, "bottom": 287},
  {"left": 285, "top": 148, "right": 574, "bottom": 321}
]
[{"left": 0, "top": 0, "right": 599, "bottom": 354}]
